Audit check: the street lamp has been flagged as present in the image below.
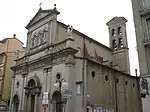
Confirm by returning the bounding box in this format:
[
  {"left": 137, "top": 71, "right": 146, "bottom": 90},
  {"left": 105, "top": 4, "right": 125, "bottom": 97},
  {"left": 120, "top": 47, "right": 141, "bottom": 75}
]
[
  {"left": 53, "top": 78, "right": 68, "bottom": 93},
  {"left": 53, "top": 77, "right": 68, "bottom": 112}
]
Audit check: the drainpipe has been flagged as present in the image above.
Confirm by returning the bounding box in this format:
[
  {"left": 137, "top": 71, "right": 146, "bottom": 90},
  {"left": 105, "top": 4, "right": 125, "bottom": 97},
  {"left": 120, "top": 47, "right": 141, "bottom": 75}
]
[
  {"left": 82, "top": 37, "right": 88, "bottom": 112},
  {"left": 114, "top": 72, "right": 118, "bottom": 112}
]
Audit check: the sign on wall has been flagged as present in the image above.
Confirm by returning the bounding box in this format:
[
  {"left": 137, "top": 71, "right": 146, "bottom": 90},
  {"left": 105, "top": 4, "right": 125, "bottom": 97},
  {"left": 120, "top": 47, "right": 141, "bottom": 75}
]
[
  {"left": 63, "top": 89, "right": 72, "bottom": 99},
  {"left": 93, "top": 107, "right": 114, "bottom": 112},
  {"left": 0, "top": 105, "right": 8, "bottom": 111},
  {"left": 42, "top": 92, "right": 49, "bottom": 109}
]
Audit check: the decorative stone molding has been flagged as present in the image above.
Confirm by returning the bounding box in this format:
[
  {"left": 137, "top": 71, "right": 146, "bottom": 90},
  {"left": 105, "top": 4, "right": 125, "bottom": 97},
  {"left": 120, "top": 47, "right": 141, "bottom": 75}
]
[
  {"left": 65, "top": 55, "right": 75, "bottom": 66},
  {"left": 24, "top": 86, "right": 41, "bottom": 96},
  {"left": 30, "top": 27, "right": 48, "bottom": 49},
  {"left": 12, "top": 38, "right": 78, "bottom": 75},
  {"left": 43, "top": 67, "right": 52, "bottom": 73},
  {"left": 25, "top": 75, "right": 42, "bottom": 96},
  {"left": 52, "top": 56, "right": 66, "bottom": 65},
  {"left": 22, "top": 73, "right": 27, "bottom": 78},
  {"left": 12, "top": 75, "right": 16, "bottom": 79}
]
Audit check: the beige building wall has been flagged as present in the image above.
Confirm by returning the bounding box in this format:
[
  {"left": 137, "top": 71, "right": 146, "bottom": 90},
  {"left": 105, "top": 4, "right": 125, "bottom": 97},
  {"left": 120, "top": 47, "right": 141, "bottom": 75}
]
[
  {"left": 56, "top": 22, "right": 113, "bottom": 62},
  {"left": 87, "top": 60, "right": 141, "bottom": 112},
  {"left": 0, "top": 37, "right": 25, "bottom": 107}
]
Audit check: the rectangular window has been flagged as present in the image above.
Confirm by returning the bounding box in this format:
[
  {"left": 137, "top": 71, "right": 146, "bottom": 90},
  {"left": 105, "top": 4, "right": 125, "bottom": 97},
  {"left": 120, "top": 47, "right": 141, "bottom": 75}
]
[
  {"left": 145, "top": 46, "right": 150, "bottom": 73},
  {"left": 76, "top": 81, "right": 82, "bottom": 95},
  {"left": 146, "top": 19, "right": 150, "bottom": 39}
]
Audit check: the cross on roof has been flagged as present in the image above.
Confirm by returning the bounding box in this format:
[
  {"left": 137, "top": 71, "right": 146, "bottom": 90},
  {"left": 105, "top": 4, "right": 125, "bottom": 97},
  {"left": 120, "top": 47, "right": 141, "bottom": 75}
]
[{"left": 39, "top": 2, "right": 42, "bottom": 7}]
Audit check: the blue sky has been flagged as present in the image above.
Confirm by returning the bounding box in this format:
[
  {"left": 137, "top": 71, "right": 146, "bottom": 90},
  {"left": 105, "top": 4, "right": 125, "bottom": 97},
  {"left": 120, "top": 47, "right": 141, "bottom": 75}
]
[{"left": 0, "top": 0, "right": 139, "bottom": 75}]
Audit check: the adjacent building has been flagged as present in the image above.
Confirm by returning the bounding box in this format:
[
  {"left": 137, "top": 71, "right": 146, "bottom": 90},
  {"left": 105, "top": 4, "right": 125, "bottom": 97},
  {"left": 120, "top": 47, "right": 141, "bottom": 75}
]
[
  {"left": 131, "top": 0, "right": 150, "bottom": 111},
  {"left": 0, "top": 35, "right": 25, "bottom": 110},
  {"left": 10, "top": 5, "right": 142, "bottom": 112}
]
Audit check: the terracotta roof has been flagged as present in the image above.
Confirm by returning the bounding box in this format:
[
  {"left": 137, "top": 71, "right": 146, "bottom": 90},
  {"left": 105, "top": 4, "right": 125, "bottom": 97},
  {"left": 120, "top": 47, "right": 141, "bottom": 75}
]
[
  {"left": 106, "top": 17, "right": 127, "bottom": 26},
  {"left": 0, "top": 37, "right": 24, "bottom": 45}
]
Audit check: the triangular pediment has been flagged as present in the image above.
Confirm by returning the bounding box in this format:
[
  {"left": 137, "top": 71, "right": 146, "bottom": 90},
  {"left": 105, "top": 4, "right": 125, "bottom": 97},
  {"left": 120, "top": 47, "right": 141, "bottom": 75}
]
[
  {"left": 30, "top": 11, "right": 49, "bottom": 24},
  {"left": 106, "top": 17, "right": 127, "bottom": 26},
  {"left": 26, "top": 8, "right": 53, "bottom": 28}
]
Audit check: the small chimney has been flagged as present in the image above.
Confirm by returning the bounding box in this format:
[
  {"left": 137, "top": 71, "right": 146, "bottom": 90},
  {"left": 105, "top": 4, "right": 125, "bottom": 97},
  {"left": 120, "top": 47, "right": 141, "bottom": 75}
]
[{"left": 13, "top": 34, "right": 16, "bottom": 38}]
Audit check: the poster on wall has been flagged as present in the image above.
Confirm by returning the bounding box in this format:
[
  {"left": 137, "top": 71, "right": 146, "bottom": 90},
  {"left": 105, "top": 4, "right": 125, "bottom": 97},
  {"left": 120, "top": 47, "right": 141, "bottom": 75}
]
[{"left": 93, "top": 107, "right": 114, "bottom": 112}]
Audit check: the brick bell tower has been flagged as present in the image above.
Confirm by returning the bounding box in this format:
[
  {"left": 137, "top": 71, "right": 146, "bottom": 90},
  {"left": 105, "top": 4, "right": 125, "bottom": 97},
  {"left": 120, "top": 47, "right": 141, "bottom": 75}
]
[{"left": 107, "top": 17, "right": 130, "bottom": 74}]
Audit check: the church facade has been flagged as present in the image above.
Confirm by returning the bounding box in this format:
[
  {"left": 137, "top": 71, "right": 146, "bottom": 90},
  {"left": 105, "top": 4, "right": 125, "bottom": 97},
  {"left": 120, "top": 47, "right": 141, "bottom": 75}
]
[{"left": 9, "top": 5, "right": 142, "bottom": 112}]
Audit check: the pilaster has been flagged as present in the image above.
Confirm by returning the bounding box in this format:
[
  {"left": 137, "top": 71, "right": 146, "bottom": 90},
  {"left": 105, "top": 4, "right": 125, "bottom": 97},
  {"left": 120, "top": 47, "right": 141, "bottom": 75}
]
[
  {"left": 26, "top": 32, "right": 32, "bottom": 54},
  {"left": 34, "top": 94, "right": 38, "bottom": 112},
  {"left": 20, "top": 74, "right": 26, "bottom": 111},
  {"left": 23, "top": 73, "right": 28, "bottom": 112},
  {"left": 28, "top": 94, "right": 31, "bottom": 112},
  {"left": 43, "top": 67, "right": 52, "bottom": 112},
  {"left": 65, "top": 55, "right": 75, "bottom": 112},
  {"left": 9, "top": 75, "right": 16, "bottom": 112},
  {"left": 49, "top": 15, "right": 57, "bottom": 45}
]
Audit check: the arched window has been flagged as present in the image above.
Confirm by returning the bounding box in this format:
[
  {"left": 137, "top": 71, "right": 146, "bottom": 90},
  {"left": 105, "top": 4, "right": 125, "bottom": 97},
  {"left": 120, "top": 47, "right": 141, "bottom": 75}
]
[
  {"left": 105, "top": 75, "right": 108, "bottom": 81},
  {"left": 118, "top": 27, "right": 122, "bottom": 35},
  {"left": 111, "top": 29, "right": 116, "bottom": 36},
  {"left": 91, "top": 71, "right": 95, "bottom": 78},
  {"left": 28, "top": 79, "right": 36, "bottom": 87}
]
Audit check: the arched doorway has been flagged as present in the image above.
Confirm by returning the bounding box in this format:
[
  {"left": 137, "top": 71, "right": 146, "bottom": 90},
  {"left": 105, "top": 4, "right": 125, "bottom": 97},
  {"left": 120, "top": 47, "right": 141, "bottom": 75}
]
[
  {"left": 24, "top": 77, "right": 41, "bottom": 112},
  {"left": 52, "top": 91, "right": 63, "bottom": 112},
  {"left": 12, "top": 95, "right": 19, "bottom": 112},
  {"left": 27, "top": 79, "right": 36, "bottom": 112}
]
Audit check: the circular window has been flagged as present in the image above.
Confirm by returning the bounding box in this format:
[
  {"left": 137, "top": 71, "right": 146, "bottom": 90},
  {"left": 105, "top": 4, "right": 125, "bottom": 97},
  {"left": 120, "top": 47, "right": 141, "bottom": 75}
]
[
  {"left": 16, "top": 81, "right": 19, "bottom": 88},
  {"left": 91, "top": 71, "right": 95, "bottom": 78},
  {"left": 125, "top": 81, "right": 128, "bottom": 86},
  {"left": 56, "top": 74, "right": 61, "bottom": 79},
  {"left": 105, "top": 75, "right": 108, "bottom": 81},
  {"left": 116, "top": 78, "right": 119, "bottom": 83}
]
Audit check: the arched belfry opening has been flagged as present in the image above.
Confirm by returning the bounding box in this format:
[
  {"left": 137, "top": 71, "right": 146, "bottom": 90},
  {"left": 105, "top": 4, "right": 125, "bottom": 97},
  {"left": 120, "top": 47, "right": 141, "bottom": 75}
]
[
  {"left": 111, "top": 29, "right": 116, "bottom": 36},
  {"left": 118, "top": 27, "right": 122, "bottom": 35},
  {"left": 24, "top": 76, "right": 41, "bottom": 112},
  {"left": 107, "top": 17, "right": 128, "bottom": 50},
  {"left": 12, "top": 95, "right": 19, "bottom": 112}
]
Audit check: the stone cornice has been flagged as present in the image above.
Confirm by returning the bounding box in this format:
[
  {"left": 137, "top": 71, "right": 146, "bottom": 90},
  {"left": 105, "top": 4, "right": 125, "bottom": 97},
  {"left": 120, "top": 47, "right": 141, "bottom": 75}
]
[
  {"left": 140, "top": 8, "right": 150, "bottom": 16},
  {"left": 15, "top": 38, "right": 75, "bottom": 61},
  {"left": 12, "top": 38, "right": 78, "bottom": 75},
  {"left": 74, "top": 56, "right": 137, "bottom": 78}
]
